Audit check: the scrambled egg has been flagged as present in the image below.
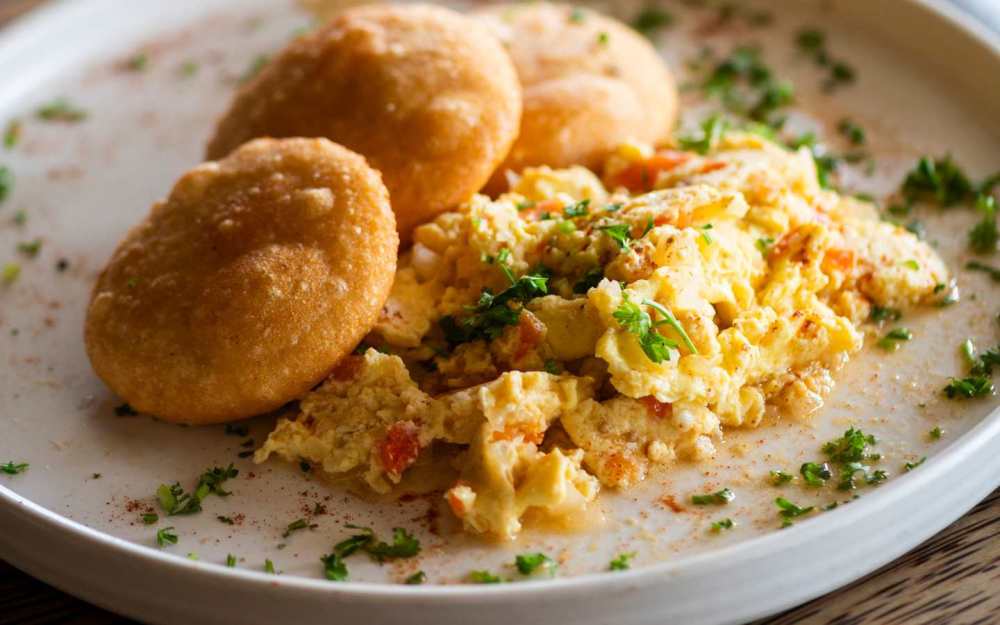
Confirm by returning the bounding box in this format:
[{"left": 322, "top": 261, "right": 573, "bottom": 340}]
[{"left": 256, "top": 132, "right": 950, "bottom": 539}]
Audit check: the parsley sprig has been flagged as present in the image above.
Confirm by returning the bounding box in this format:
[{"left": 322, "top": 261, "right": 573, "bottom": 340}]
[
  {"left": 822, "top": 428, "right": 886, "bottom": 490},
  {"left": 439, "top": 255, "right": 548, "bottom": 346},
  {"left": 1, "top": 461, "right": 28, "bottom": 475},
  {"left": 613, "top": 293, "right": 698, "bottom": 363},
  {"left": 156, "top": 464, "right": 238, "bottom": 516}
]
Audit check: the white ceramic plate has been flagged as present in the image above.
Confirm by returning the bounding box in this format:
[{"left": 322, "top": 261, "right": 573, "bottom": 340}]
[{"left": 1, "top": 1, "right": 999, "bottom": 624}]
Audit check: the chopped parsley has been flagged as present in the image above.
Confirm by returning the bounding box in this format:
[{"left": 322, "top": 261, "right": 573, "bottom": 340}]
[
  {"left": 702, "top": 46, "right": 793, "bottom": 126},
  {"left": 155, "top": 527, "right": 178, "bottom": 547},
  {"left": 699, "top": 224, "right": 714, "bottom": 245},
  {"left": 902, "top": 156, "right": 974, "bottom": 206},
  {"left": 775, "top": 497, "right": 813, "bottom": 527},
  {"left": 929, "top": 426, "right": 943, "bottom": 440},
  {"left": 631, "top": 6, "right": 673, "bottom": 37},
  {"left": 822, "top": 427, "right": 884, "bottom": 491},
  {"left": 1, "top": 461, "right": 28, "bottom": 475},
  {"left": 282, "top": 518, "right": 315, "bottom": 538},
  {"left": 16, "top": 239, "right": 41, "bottom": 258},
  {"left": 332, "top": 525, "right": 421, "bottom": 564},
  {"left": 217, "top": 515, "right": 234, "bottom": 525},
  {"left": 869, "top": 306, "right": 902, "bottom": 323},
  {"left": 568, "top": 7, "right": 586, "bottom": 23},
  {"left": 126, "top": 52, "right": 149, "bottom": 71},
  {"left": 679, "top": 114, "right": 728, "bottom": 155},
  {"left": 609, "top": 552, "right": 636, "bottom": 571},
  {"left": 320, "top": 552, "right": 348, "bottom": 581},
  {"left": 573, "top": 267, "right": 604, "bottom": 293},
  {"left": 969, "top": 194, "right": 997, "bottom": 254},
  {"left": 36, "top": 98, "right": 88, "bottom": 123},
  {"left": 598, "top": 223, "right": 634, "bottom": 249},
  {"left": 4, "top": 120, "right": 21, "bottom": 149},
  {"left": 0, "top": 165, "right": 12, "bottom": 202},
  {"left": 902, "top": 259, "right": 920, "bottom": 271},
  {"left": 756, "top": 236, "right": 775, "bottom": 257},
  {"left": 904, "top": 457, "right": 926, "bottom": 472},
  {"left": 614, "top": 293, "right": 699, "bottom": 363},
  {"left": 769, "top": 469, "right": 794, "bottom": 486},
  {"left": 264, "top": 559, "right": 276, "bottom": 574},
  {"left": 691, "top": 488, "right": 735, "bottom": 506},
  {"left": 439, "top": 258, "right": 548, "bottom": 346},
  {"left": 405, "top": 570, "right": 426, "bottom": 585},
  {"left": 944, "top": 376, "right": 994, "bottom": 399},
  {"left": 966, "top": 260, "right": 1000, "bottom": 282},
  {"left": 837, "top": 119, "right": 866, "bottom": 146},
  {"left": 710, "top": 518, "right": 735, "bottom": 532},
  {"left": 156, "top": 464, "right": 239, "bottom": 516},
  {"left": 877, "top": 327, "right": 913, "bottom": 351},
  {"left": 799, "top": 462, "right": 832, "bottom": 487},
  {"left": 179, "top": 61, "right": 199, "bottom": 77},
  {"left": 141, "top": 512, "right": 159, "bottom": 524},
  {"left": 789, "top": 132, "right": 838, "bottom": 189},
  {"left": 795, "top": 28, "right": 856, "bottom": 91},
  {"left": 563, "top": 199, "right": 590, "bottom": 218},
  {"left": 226, "top": 554, "right": 237, "bottom": 567},
  {"left": 469, "top": 570, "right": 503, "bottom": 584},
  {"left": 515, "top": 552, "right": 556, "bottom": 577},
  {"left": 1, "top": 262, "right": 21, "bottom": 285}
]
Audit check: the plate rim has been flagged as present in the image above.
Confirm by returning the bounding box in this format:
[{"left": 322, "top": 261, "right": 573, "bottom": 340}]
[{"left": 1, "top": 0, "right": 999, "bottom": 622}]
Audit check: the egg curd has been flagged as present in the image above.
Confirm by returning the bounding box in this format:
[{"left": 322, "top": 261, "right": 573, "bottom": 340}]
[{"left": 256, "top": 132, "right": 950, "bottom": 540}]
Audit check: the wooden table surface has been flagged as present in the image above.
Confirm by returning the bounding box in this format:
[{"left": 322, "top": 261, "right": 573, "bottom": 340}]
[{"left": 1, "top": 2, "right": 998, "bottom": 624}]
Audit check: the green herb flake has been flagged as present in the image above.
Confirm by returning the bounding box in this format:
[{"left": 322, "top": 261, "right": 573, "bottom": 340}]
[
  {"left": 877, "top": 327, "right": 913, "bottom": 351},
  {"left": 679, "top": 114, "right": 728, "bottom": 155},
  {"left": 929, "top": 426, "right": 943, "bottom": 440},
  {"left": 179, "top": 61, "right": 199, "bottom": 77},
  {"left": 756, "top": 236, "right": 775, "bottom": 257},
  {"left": 141, "top": 512, "right": 159, "bottom": 525},
  {"left": 969, "top": 194, "right": 998, "bottom": 254},
  {"left": 710, "top": 518, "right": 735, "bottom": 532},
  {"left": 320, "top": 552, "right": 348, "bottom": 581},
  {"left": 405, "top": 570, "right": 426, "bottom": 585},
  {"left": 943, "top": 376, "right": 994, "bottom": 399},
  {"left": 226, "top": 554, "right": 237, "bottom": 568},
  {"left": 837, "top": 119, "right": 866, "bottom": 146},
  {"left": 0, "top": 166, "right": 12, "bottom": 203},
  {"left": 469, "top": 570, "right": 503, "bottom": 584},
  {"left": 769, "top": 469, "right": 794, "bottom": 486},
  {"left": 699, "top": 224, "right": 714, "bottom": 245},
  {"left": 799, "top": 462, "right": 832, "bottom": 487},
  {"left": 597, "top": 31, "right": 610, "bottom": 45},
  {"left": 563, "top": 198, "right": 590, "bottom": 218},
  {"left": 904, "top": 457, "right": 926, "bottom": 472},
  {"left": 609, "top": 551, "right": 636, "bottom": 571},
  {"left": 515, "top": 552, "right": 556, "bottom": 577},
  {"left": 902, "top": 259, "right": 920, "bottom": 270},
  {"left": 264, "top": 559, "right": 276, "bottom": 574},
  {"left": 573, "top": 267, "right": 604, "bottom": 294},
  {"left": 224, "top": 423, "right": 249, "bottom": 437},
  {"left": 126, "top": 52, "right": 149, "bottom": 72},
  {"left": 155, "top": 526, "right": 178, "bottom": 547},
  {"left": 966, "top": 260, "right": 1000, "bottom": 282},
  {"left": 282, "top": 518, "right": 313, "bottom": 538},
  {"left": 35, "top": 98, "right": 88, "bottom": 123},
  {"left": 568, "top": 7, "right": 586, "bottom": 23},
  {"left": 902, "top": 156, "right": 974, "bottom": 206},
  {"left": 1, "top": 461, "right": 28, "bottom": 475},
  {"left": 870, "top": 306, "right": 902, "bottom": 323},
  {"left": 598, "top": 223, "right": 633, "bottom": 249},
  {"left": 775, "top": 497, "right": 814, "bottom": 526},
  {"left": 16, "top": 238, "right": 41, "bottom": 258},
  {"left": 632, "top": 6, "right": 673, "bottom": 36},
  {"left": 217, "top": 515, "right": 235, "bottom": 525},
  {"left": 156, "top": 463, "right": 238, "bottom": 516},
  {"left": 691, "top": 488, "right": 735, "bottom": 506},
  {"left": 2, "top": 263, "right": 21, "bottom": 286},
  {"left": 4, "top": 120, "right": 21, "bottom": 149},
  {"left": 822, "top": 427, "right": 883, "bottom": 491}
]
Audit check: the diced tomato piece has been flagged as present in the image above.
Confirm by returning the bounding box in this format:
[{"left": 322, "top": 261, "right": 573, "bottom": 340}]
[
  {"left": 639, "top": 396, "right": 673, "bottom": 419},
  {"left": 513, "top": 313, "right": 546, "bottom": 361},
  {"left": 824, "top": 248, "right": 855, "bottom": 272},
  {"left": 610, "top": 151, "right": 691, "bottom": 192},
  {"left": 379, "top": 421, "right": 421, "bottom": 476}
]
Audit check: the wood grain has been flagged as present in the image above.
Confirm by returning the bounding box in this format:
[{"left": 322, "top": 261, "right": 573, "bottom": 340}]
[{"left": 0, "top": 2, "right": 997, "bottom": 625}]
